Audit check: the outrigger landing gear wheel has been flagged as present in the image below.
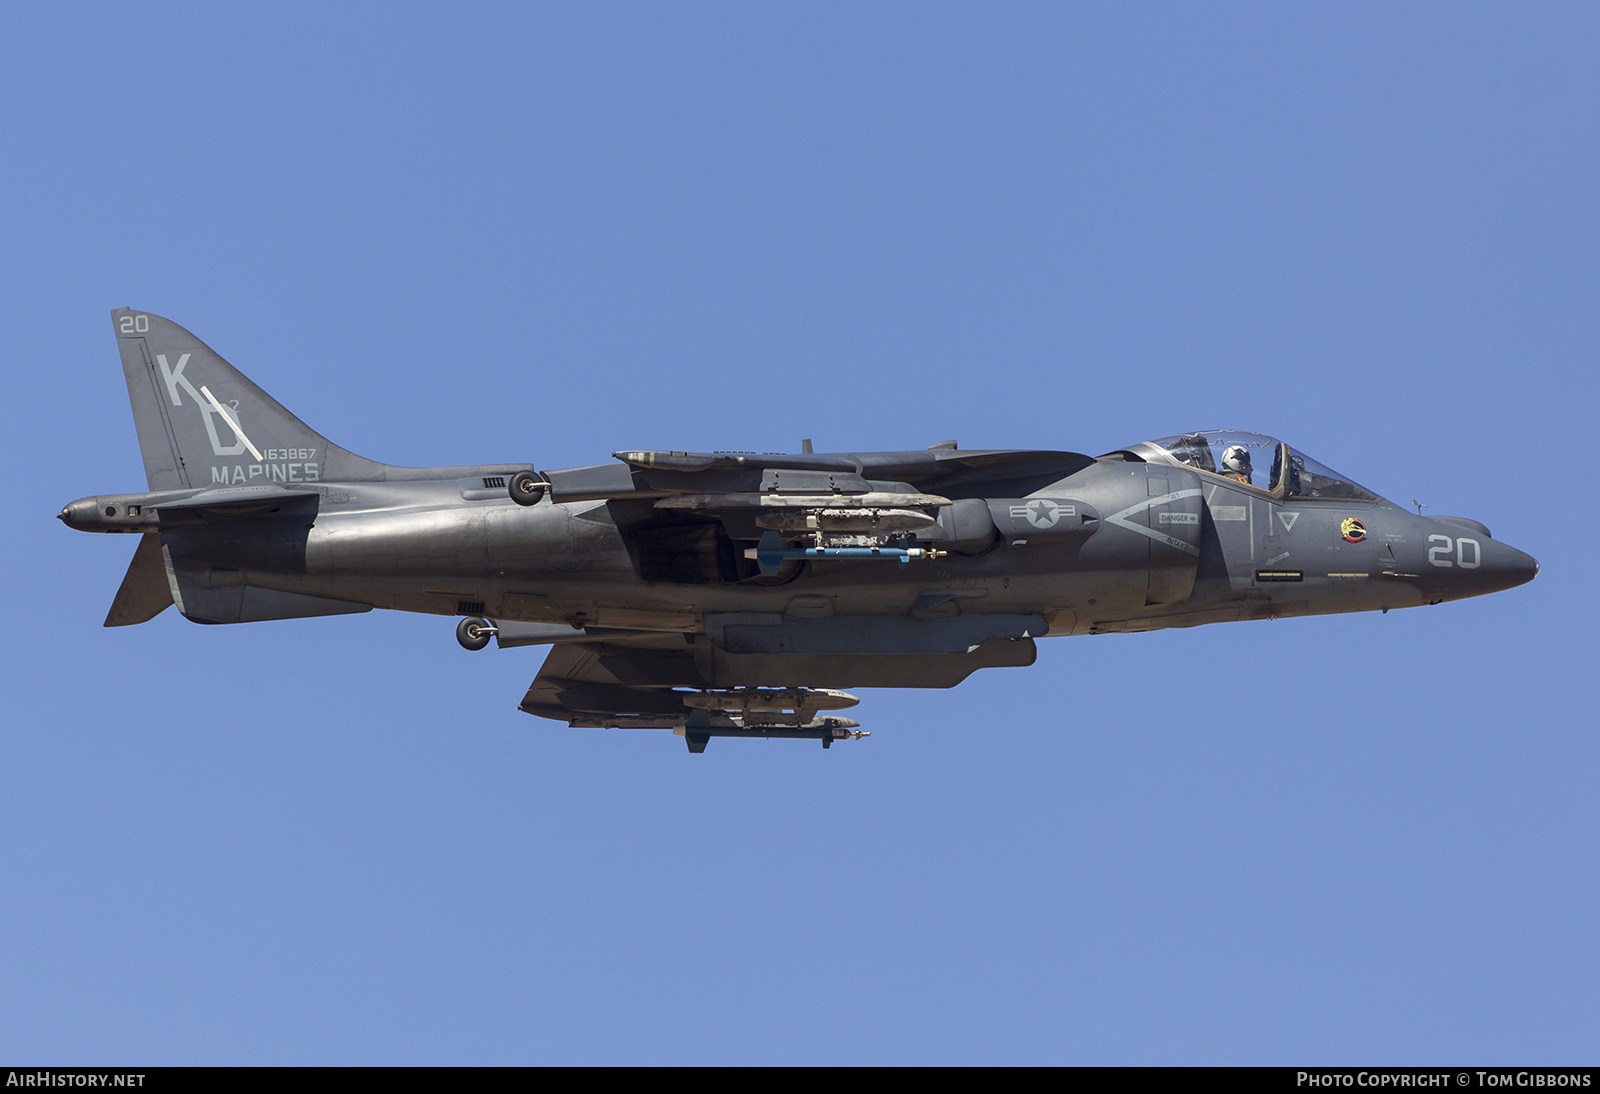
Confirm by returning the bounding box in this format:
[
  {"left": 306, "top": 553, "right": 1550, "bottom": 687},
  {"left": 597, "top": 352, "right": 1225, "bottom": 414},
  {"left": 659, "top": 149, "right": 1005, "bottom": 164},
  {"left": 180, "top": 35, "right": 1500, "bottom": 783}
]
[
  {"left": 456, "top": 616, "right": 495, "bottom": 651},
  {"left": 508, "top": 471, "right": 546, "bottom": 506}
]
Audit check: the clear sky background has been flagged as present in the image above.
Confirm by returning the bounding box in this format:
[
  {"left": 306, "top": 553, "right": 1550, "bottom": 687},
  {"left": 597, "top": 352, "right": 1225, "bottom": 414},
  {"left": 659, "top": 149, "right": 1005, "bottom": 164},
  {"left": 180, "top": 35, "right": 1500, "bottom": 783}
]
[{"left": 2, "top": 4, "right": 1596, "bottom": 1065}]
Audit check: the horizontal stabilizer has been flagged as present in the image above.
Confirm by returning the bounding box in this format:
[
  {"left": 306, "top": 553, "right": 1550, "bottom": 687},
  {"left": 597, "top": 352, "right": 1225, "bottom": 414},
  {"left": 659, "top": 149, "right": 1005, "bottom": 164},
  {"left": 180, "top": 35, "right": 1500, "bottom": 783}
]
[
  {"left": 146, "top": 484, "right": 322, "bottom": 513},
  {"left": 170, "top": 571, "right": 372, "bottom": 625},
  {"left": 104, "top": 534, "right": 173, "bottom": 627}
]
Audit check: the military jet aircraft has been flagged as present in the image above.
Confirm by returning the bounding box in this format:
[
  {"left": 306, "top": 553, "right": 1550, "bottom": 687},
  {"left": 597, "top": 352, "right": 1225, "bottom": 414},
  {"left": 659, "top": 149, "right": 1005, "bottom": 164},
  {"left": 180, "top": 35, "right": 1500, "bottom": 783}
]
[{"left": 60, "top": 309, "right": 1538, "bottom": 751}]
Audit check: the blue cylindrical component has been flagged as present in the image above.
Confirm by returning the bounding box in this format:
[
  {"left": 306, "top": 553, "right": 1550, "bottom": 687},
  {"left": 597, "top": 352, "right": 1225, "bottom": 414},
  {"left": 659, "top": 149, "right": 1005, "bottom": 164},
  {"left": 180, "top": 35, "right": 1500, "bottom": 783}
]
[
  {"left": 756, "top": 544, "right": 919, "bottom": 574},
  {"left": 799, "top": 547, "right": 912, "bottom": 562},
  {"left": 753, "top": 530, "right": 938, "bottom": 576}
]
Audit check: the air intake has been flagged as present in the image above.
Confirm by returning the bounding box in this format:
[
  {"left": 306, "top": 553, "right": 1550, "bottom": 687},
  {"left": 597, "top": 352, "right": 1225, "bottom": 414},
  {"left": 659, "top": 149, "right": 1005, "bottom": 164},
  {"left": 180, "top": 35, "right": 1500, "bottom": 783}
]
[
  {"left": 482, "top": 477, "right": 506, "bottom": 489},
  {"left": 457, "top": 600, "right": 487, "bottom": 616}
]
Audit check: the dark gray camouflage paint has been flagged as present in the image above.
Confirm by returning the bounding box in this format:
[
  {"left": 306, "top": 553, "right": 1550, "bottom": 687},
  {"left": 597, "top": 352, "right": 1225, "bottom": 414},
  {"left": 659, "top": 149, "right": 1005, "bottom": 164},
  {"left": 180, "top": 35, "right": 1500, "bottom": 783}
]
[{"left": 60, "top": 309, "right": 1537, "bottom": 749}]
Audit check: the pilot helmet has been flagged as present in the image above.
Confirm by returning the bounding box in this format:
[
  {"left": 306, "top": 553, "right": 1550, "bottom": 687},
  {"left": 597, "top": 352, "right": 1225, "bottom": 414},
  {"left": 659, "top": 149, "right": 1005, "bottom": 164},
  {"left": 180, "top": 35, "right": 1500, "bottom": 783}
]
[{"left": 1221, "top": 445, "right": 1253, "bottom": 476}]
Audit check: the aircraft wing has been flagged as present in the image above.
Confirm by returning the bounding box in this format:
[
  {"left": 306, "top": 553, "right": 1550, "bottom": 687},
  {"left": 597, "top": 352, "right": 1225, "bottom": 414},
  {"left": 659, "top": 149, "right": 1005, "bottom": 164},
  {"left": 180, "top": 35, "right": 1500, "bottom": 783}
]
[
  {"left": 541, "top": 447, "right": 1098, "bottom": 504},
  {"left": 513, "top": 613, "right": 1043, "bottom": 750},
  {"left": 512, "top": 442, "right": 1075, "bottom": 749},
  {"left": 517, "top": 632, "right": 711, "bottom": 730}
]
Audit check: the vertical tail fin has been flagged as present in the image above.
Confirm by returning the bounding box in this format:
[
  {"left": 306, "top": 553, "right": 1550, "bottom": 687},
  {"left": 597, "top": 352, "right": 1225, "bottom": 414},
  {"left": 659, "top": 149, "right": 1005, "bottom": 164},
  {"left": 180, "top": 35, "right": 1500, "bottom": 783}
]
[{"left": 113, "top": 307, "right": 391, "bottom": 490}]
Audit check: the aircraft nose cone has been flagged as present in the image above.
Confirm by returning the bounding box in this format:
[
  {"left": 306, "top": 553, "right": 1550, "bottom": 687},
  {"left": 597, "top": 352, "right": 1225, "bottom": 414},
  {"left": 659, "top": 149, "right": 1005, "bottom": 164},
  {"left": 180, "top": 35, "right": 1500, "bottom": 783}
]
[
  {"left": 1460, "top": 537, "right": 1538, "bottom": 597},
  {"left": 1497, "top": 544, "right": 1539, "bottom": 591},
  {"left": 1416, "top": 520, "right": 1537, "bottom": 601}
]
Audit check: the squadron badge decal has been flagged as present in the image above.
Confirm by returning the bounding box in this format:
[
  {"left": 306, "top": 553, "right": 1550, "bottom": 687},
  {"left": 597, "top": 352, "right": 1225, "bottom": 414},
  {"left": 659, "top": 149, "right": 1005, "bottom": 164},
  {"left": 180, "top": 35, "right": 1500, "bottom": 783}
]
[{"left": 1341, "top": 517, "right": 1368, "bottom": 544}]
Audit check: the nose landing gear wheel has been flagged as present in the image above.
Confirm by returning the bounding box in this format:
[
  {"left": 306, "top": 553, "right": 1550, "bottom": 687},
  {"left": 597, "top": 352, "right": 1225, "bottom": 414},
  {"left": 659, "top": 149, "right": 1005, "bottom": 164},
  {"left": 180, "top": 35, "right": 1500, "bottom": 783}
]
[{"left": 456, "top": 616, "right": 495, "bottom": 651}]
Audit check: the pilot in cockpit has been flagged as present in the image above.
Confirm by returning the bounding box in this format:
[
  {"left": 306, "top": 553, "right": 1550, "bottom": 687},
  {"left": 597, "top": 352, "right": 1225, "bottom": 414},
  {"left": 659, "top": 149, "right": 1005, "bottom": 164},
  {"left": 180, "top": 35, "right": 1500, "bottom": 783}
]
[{"left": 1220, "top": 445, "right": 1254, "bottom": 485}]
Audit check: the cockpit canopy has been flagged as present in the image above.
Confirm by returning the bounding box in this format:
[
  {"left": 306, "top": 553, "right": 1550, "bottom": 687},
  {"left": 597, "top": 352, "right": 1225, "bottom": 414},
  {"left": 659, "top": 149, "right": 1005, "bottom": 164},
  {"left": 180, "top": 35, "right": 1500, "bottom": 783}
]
[{"left": 1127, "top": 430, "right": 1380, "bottom": 503}]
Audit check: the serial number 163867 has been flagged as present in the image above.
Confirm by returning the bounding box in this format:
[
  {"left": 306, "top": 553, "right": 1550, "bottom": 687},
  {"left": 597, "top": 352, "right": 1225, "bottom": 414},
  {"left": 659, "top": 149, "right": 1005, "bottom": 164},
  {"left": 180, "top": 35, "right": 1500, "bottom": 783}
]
[{"left": 264, "top": 448, "right": 316, "bottom": 461}]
